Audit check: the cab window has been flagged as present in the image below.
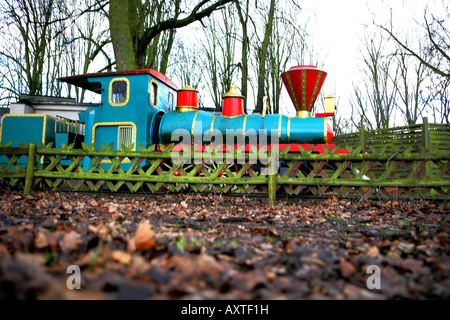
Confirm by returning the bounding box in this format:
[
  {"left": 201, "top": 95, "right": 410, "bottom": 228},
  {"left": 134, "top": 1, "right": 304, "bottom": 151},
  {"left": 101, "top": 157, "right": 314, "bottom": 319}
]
[
  {"left": 167, "top": 91, "right": 174, "bottom": 111},
  {"left": 109, "top": 78, "right": 129, "bottom": 106},
  {"left": 150, "top": 80, "right": 159, "bottom": 107}
]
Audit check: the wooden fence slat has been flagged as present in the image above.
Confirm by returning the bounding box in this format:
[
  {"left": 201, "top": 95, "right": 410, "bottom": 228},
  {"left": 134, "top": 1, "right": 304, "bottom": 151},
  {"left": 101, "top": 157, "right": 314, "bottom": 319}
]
[
  {"left": 333, "top": 118, "right": 449, "bottom": 155},
  {"left": 1, "top": 136, "right": 449, "bottom": 202}
]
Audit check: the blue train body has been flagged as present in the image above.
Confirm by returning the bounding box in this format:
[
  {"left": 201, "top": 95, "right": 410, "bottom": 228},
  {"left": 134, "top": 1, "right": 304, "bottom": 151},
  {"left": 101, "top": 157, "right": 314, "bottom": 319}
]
[{"left": 0, "top": 67, "right": 337, "bottom": 171}]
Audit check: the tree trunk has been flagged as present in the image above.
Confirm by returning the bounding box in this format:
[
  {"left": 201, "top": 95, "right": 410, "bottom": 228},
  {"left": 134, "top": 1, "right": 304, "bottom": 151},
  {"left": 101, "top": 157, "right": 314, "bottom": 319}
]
[
  {"left": 241, "top": 28, "right": 249, "bottom": 112},
  {"left": 109, "top": 0, "right": 233, "bottom": 71},
  {"left": 254, "top": 0, "right": 275, "bottom": 114},
  {"left": 236, "top": 0, "right": 249, "bottom": 113},
  {"left": 159, "top": 29, "right": 177, "bottom": 74},
  {"left": 109, "top": 0, "right": 138, "bottom": 71}
]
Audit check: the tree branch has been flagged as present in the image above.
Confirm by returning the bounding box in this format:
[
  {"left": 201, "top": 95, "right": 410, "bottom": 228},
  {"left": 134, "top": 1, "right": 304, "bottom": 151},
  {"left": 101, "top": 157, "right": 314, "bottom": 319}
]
[
  {"left": 424, "top": 13, "right": 450, "bottom": 64},
  {"left": 376, "top": 22, "right": 450, "bottom": 79},
  {"left": 138, "top": 0, "right": 233, "bottom": 53}
]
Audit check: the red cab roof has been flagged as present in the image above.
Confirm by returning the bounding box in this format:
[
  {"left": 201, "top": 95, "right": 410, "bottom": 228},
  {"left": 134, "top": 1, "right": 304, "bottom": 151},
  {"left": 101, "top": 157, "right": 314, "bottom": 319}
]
[{"left": 58, "top": 69, "right": 178, "bottom": 93}]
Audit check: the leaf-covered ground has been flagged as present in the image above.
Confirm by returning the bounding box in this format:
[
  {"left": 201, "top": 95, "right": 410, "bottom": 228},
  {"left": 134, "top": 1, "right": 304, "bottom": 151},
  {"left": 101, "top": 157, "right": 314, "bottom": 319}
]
[{"left": 0, "top": 188, "right": 449, "bottom": 300}]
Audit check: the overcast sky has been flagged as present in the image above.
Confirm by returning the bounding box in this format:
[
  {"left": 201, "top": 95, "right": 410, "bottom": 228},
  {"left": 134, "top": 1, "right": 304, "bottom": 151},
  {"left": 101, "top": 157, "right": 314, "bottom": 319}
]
[
  {"left": 1, "top": 0, "right": 444, "bottom": 124},
  {"left": 290, "top": 0, "right": 445, "bottom": 120}
]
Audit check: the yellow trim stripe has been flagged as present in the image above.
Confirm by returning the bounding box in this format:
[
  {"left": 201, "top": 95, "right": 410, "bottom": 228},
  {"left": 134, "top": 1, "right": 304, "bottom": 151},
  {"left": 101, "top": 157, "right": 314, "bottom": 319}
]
[
  {"left": 287, "top": 117, "right": 291, "bottom": 143},
  {"left": 210, "top": 115, "right": 217, "bottom": 142},
  {"left": 0, "top": 113, "right": 57, "bottom": 121},
  {"left": 242, "top": 114, "right": 248, "bottom": 136},
  {"left": 296, "top": 110, "right": 311, "bottom": 118},
  {"left": 221, "top": 114, "right": 241, "bottom": 118},
  {"left": 278, "top": 114, "right": 282, "bottom": 139},
  {"left": 176, "top": 106, "right": 197, "bottom": 112},
  {"left": 191, "top": 110, "right": 200, "bottom": 145},
  {"left": 43, "top": 115, "right": 47, "bottom": 146},
  {"left": 301, "top": 70, "right": 307, "bottom": 110}
]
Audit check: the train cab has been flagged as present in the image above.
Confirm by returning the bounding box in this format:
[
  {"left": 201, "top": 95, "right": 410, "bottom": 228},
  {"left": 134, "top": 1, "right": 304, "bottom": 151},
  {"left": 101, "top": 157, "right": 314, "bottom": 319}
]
[
  {"left": 59, "top": 69, "right": 178, "bottom": 152},
  {"left": 59, "top": 69, "right": 178, "bottom": 170}
]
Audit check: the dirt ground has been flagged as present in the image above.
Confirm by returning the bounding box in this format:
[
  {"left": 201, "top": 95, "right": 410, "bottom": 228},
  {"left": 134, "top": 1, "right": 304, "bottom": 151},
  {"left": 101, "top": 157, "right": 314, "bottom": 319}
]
[{"left": 0, "top": 188, "right": 449, "bottom": 300}]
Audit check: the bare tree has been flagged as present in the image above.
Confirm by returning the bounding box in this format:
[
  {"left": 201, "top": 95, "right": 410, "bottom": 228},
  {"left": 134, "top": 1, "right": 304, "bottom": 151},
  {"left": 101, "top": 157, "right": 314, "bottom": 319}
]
[
  {"left": 265, "top": 2, "right": 307, "bottom": 114},
  {"left": 350, "top": 34, "right": 398, "bottom": 131},
  {"left": 235, "top": 0, "right": 250, "bottom": 112},
  {"left": 253, "top": 0, "right": 275, "bottom": 114},
  {"left": 377, "top": 5, "right": 450, "bottom": 123},
  {"left": 378, "top": 7, "right": 450, "bottom": 80},
  {"left": 392, "top": 49, "right": 432, "bottom": 125},
  {"left": 202, "top": 5, "right": 240, "bottom": 109},
  {"left": 0, "top": 0, "right": 71, "bottom": 105},
  {"left": 61, "top": 0, "right": 112, "bottom": 102},
  {"left": 0, "top": 0, "right": 112, "bottom": 106},
  {"left": 429, "top": 77, "right": 450, "bottom": 123},
  {"left": 332, "top": 105, "right": 355, "bottom": 136},
  {"left": 169, "top": 37, "right": 207, "bottom": 107}
]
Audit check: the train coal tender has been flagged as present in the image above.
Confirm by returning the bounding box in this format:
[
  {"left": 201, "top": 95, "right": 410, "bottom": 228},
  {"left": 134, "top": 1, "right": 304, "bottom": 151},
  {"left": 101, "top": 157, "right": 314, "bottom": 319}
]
[{"left": 0, "top": 65, "right": 349, "bottom": 175}]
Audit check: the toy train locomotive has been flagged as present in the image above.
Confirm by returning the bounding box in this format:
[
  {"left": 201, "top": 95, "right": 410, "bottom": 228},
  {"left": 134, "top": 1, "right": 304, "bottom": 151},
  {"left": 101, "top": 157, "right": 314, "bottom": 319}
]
[{"left": 0, "top": 65, "right": 347, "bottom": 170}]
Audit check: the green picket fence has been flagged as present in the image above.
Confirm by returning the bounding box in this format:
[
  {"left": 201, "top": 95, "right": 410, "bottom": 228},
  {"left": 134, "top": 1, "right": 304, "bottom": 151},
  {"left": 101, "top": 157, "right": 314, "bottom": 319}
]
[
  {"left": 1, "top": 141, "right": 449, "bottom": 205},
  {"left": 333, "top": 118, "right": 450, "bottom": 154}
]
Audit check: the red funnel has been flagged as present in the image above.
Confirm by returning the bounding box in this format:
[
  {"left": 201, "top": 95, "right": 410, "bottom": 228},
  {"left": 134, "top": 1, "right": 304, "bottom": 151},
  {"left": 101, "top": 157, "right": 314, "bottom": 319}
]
[{"left": 281, "top": 65, "right": 327, "bottom": 118}]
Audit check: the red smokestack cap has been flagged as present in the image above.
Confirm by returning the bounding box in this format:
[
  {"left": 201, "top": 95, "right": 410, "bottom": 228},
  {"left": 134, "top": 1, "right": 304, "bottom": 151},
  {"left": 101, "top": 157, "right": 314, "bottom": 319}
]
[
  {"left": 176, "top": 85, "right": 198, "bottom": 112},
  {"left": 222, "top": 85, "right": 244, "bottom": 117},
  {"left": 281, "top": 65, "right": 327, "bottom": 118}
]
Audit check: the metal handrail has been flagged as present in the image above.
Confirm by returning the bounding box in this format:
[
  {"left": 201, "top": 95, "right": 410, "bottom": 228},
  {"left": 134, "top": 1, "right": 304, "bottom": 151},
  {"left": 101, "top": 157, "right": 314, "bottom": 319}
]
[{"left": 55, "top": 115, "right": 85, "bottom": 135}]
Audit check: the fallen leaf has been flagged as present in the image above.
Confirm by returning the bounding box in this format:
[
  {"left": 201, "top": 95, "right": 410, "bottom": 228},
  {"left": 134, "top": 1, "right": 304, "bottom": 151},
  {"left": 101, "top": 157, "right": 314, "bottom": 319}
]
[
  {"left": 300, "top": 256, "right": 327, "bottom": 267},
  {"left": 16, "top": 252, "right": 46, "bottom": 270},
  {"left": 265, "top": 271, "right": 276, "bottom": 281},
  {"left": 88, "top": 223, "right": 109, "bottom": 239},
  {"left": 435, "top": 258, "right": 450, "bottom": 272},
  {"left": 126, "top": 234, "right": 136, "bottom": 253},
  {"left": 111, "top": 250, "right": 131, "bottom": 265},
  {"left": 367, "top": 246, "right": 380, "bottom": 258},
  {"left": 59, "top": 231, "right": 81, "bottom": 254},
  {"left": 0, "top": 243, "right": 10, "bottom": 259},
  {"left": 134, "top": 221, "right": 156, "bottom": 251},
  {"left": 229, "top": 269, "right": 267, "bottom": 292},
  {"left": 168, "top": 253, "right": 224, "bottom": 278},
  {"left": 127, "top": 255, "right": 151, "bottom": 276},
  {"left": 339, "top": 258, "right": 356, "bottom": 278},
  {"left": 398, "top": 242, "right": 415, "bottom": 254},
  {"left": 399, "top": 258, "right": 425, "bottom": 273},
  {"left": 105, "top": 203, "right": 119, "bottom": 213},
  {"left": 35, "top": 230, "right": 48, "bottom": 249}
]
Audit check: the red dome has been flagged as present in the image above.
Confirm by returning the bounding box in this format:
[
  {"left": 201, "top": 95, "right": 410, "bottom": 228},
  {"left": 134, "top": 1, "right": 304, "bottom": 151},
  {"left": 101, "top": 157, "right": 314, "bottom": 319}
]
[{"left": 281, "top": 65, "right": 327, "bottom": 117}]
